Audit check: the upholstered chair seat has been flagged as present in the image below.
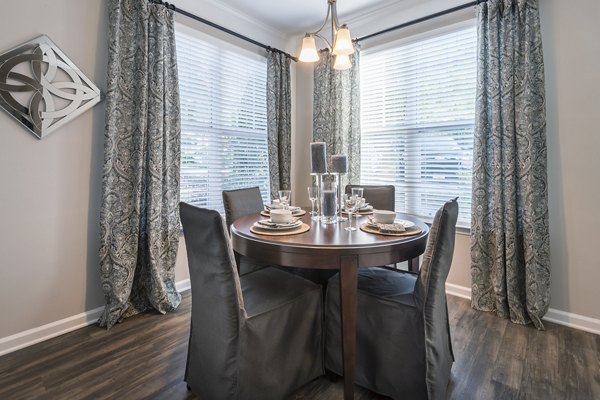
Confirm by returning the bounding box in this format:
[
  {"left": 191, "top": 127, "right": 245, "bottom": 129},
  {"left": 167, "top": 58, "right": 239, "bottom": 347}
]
[
  {"left": 325, "top": 198, "right": 459, "bottom": 400},
  {"left": 180, "top": 203, "right": 324, "bottom": 400}
]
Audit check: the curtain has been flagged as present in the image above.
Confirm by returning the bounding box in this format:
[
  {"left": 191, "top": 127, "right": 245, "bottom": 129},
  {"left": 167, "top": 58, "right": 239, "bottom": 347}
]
[
  {"left": 470, "top": 0, "right": 550, "bottom": 329},
  {"left": 98, "top": 0, "right": 182, "bottom": 328},
  {"left": 266, "top": 50, "right": 292, "bottom": 197},
  {"left": 313, "top": 49, "right": 361, "bottom": 187}
]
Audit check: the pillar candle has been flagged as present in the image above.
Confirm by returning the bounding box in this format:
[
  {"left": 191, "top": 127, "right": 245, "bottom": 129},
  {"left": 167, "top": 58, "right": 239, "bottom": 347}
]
[
  {"left": 321, "top": 190, "right": 337, "bottom": 217},
  {"left": 330, "top": 154, "right": 348, "bottom": 174},
  {"left": 310, "top": 142, "right": 327, "bottom": 174}
]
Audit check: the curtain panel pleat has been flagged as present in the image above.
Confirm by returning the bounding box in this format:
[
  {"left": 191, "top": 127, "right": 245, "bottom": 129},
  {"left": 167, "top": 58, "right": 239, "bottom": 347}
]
[
  {"left": 313, "top": 49, "right": 361, "bottom": 187},
  {"left": 470, "top": 0, "right": 550, "bottom": 329},
  {"left": 98, "top": 0, "right": 182, "bottom": 328},
  {"left": 266, "top": 51, "right": 292, "bottom": 197}
]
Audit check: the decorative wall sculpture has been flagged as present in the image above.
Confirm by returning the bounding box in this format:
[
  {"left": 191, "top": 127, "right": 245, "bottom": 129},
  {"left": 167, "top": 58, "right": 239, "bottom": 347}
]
[{"left": 0, "top": 35, "right": 102, "bottom": 139}]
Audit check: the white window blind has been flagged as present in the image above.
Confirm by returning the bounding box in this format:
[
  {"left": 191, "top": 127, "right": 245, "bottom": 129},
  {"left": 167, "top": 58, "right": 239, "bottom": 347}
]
[
  {"left": 360, "top": 25, "right": 477, "bottom": 227},
  {"left": 175, "top": 29, "right": 269, "bottom": 212}
]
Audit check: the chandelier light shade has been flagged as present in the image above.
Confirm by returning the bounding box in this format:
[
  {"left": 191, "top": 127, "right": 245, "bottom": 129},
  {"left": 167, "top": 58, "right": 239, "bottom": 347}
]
[
  {"left": 333, "top": 54, "right": 351, "bottom": 70},
  {"left": 298, "top": 0, "right": 355, "bottom": 70},
  {"left": 299, "top": 35, "right": 320, "bottom": 62},
  {"left": 332, "top": 25, "right": 354, "bottom": 56}
]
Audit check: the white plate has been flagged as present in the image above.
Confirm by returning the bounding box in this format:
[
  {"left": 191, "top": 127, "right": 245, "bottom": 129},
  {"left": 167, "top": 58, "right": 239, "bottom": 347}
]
[
  {"left": 394, "top": 219, "right": 415, "bottom": 228},
  {"left": 254, "top": 219, "right": 302, "bottom": 230}
]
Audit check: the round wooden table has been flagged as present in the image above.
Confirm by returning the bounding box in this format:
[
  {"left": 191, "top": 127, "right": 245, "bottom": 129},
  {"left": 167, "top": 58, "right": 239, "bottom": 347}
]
[{"left": 231, "top": 210, "right": 429, "bottom": 400}]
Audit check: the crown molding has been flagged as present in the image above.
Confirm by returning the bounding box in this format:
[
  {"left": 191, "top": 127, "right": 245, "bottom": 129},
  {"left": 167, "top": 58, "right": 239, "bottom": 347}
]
[{"left": 183, "top": 0, "right": 288, "bottom": 45}]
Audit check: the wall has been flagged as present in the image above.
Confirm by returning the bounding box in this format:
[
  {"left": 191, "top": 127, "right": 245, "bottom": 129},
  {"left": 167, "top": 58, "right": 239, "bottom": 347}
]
[
  {"left": 0, "top": 0, "right": 107, "bottom": 340},
  {"left": 1, "top": 0, "right": 598, "bottom": 351},
  {"left": 443, "top": 0, "right": 600, "bottom": 322},
  {"left": 291, "top": 0, "right": 600, "bottom": 325},
  {"left": 0, "top": 0, "right": 288, "bottom": 348}
]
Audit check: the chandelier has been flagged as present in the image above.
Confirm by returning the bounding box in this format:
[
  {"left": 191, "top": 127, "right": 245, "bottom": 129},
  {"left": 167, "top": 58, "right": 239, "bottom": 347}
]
[{"left": 298, "top": 0, "right": 355, "bottom": 70}]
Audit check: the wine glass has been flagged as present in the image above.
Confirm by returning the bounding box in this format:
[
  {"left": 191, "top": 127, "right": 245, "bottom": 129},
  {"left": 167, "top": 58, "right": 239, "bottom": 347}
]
[
  {"left": 351, "top": 187, "right": 364, "bottom": 201},
  {"left": 278, "top": 190, "right": 292, "bottom": 210},
  {"left": 345, "top": 195, "right": 364, "bottom": 231},
  {"left": 307, "top": 186, "right": 318, "bottom": 220}
]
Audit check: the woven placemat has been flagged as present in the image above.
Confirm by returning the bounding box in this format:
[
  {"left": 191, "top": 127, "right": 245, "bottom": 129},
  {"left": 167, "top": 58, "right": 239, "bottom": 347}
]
[
  {"left": 359, "top": 223, "right": 422, "bottom": 237},
  {"left": 250, "top": 223, "right": 310, "bottom": 236}
]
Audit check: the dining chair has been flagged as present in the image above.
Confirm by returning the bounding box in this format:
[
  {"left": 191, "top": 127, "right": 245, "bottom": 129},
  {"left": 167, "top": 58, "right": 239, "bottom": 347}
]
[
  {"left": 324, "top": 198, "right": 458, "bottom": 400},
  {"left": 222, "top": 186, "right": 269, "bottom": 275},
  {"left": 345, "top": 184, "right": 395, "bottom": 211},
  {"left": 180, "top": 202, "right": 324, "bottom": 400}
]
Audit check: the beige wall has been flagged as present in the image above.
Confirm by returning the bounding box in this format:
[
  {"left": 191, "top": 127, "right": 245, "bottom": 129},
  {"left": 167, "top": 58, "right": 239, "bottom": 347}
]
[
  {"left": 1, "top": 0, "right": 599, "bottom": 343},
  {"left": 291, "top": 0, "right": 600, "bottom": 321},
  {"left": 0, "top": 0, "right": 108, "bottom": 338}
]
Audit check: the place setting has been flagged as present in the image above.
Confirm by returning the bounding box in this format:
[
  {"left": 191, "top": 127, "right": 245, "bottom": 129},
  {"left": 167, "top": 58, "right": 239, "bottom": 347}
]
[
  {"left": 251, "top": 208, "right": 310, "bottom": 236},
  {"left": 261, "top": 189, "right": 307, "bottom": 218},
  {"left": 359, "top": 209, "right": 422, "bottom": 236}
]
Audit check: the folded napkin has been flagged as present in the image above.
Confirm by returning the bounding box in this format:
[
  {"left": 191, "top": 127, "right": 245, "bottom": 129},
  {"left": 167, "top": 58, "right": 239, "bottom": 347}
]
[
  {"left": 256, "top": 218, "right": 300, "bottom": 228},
  {"left": 378, "top": 223, "right": 406, "bottom": 234},
  {"left": 265, "top": 205, "right": 301, "bottom": 212}
]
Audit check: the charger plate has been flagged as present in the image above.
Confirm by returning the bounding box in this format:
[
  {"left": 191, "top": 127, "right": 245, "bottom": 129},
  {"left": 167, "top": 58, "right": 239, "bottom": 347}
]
[
  {"left": 250, "top": 223, "right": 310, "bottom": 236},
  {"left": 359, "top": 223, "right": 422, "bottom": 237}
]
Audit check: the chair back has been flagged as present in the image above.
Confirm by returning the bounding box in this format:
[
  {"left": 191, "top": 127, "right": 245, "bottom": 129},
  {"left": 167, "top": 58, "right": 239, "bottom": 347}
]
[
  {"left": 414, "top": 198, "right": 458, "bottom": 399},
  {"left": 345, "top": 184, "right": 395, "bottom": 211},
  {"left": 222, "top": 186, "right": 264, "bottom": 230},
  {"left": 179, "top": 202, "right": 246, "bottom": 395}
]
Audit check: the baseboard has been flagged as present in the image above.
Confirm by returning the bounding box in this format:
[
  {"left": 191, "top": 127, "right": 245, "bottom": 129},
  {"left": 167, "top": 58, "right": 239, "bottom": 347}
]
[
  {"left": 544, "top": 309, "right": 600, "bottom": 336},
  {"left": 175, "top": 278, "right": 191, "bottom": 293},
  {"left": 445, "top": 282, "right": 472, "bottom": 300},
  {"left": 0, "top": 306, "right": 105, "bottom": 357},
  {"left": 445, "top": 282, "right": 600, "bottom": 336},
  {"left": 0, "top": 278, "right": 192, "bottom": 357}
]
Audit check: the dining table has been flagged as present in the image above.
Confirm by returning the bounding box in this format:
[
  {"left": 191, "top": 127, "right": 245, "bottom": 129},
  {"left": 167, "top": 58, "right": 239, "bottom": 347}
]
[{"left": 231, "top": 209, "right": 429, "bottom": 400}]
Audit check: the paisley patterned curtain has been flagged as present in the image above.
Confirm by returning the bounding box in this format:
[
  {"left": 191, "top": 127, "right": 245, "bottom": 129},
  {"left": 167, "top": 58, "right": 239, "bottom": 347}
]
[
  {"left": 470, "top": 0, "right": 550, "bottom": 329},
  {"left": 313, "top": 49, "right": 361, "bottom": 186},
  {"left": 98, "top": 0, "right": 182, "bottom": 328},
  {"left": 267, "top": 50, "right": 292, "bottom": 196}
]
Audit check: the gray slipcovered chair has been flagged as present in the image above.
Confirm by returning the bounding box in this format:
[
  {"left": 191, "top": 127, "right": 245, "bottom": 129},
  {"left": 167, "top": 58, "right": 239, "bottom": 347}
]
[
  {"left": 345, "top": 184, "right": 395, "bottom": 211},
  {"left": 180, "top": 202, "right": 324, "bottom": 400},
  {"left": 325, "top": 198, "right": 458, "bottom": 400},
  {"left": 222, "top": 186, "right": 269, "bottom": 275}
]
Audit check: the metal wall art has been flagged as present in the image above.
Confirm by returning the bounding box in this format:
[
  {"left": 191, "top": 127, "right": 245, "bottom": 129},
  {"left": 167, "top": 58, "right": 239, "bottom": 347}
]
[{"left": 0, "top": 35, "right": 102, "bottom": 139}]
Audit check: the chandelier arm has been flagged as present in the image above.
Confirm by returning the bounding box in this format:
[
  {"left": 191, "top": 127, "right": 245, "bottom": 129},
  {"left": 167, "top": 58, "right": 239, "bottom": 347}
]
[
  {"left": 313, "top": 32, "right": 333, "bottom": 50},
  {"left": 307, "top": 1, "right": 332, "bottom": 36}
]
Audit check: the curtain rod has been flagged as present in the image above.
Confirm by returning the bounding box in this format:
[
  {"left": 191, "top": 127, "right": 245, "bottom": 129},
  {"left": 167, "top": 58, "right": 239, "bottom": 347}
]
[
  {"left": 356, "top": 0, "right": 485, "bottom": 42},
  {"left": 148, "top": 0, "right": 298, "bottom": 61}
]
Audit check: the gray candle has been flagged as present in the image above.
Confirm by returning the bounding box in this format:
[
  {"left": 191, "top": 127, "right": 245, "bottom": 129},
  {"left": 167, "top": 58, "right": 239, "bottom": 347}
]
[
  {"left": 310, "top": 142, "right": 327, "bottom": 174},
  {"left": 321, "top": 190, "right": 337, "bottom": 217},
  {"left": 331, "top": 154, "right": 348, "bottom": 174}
]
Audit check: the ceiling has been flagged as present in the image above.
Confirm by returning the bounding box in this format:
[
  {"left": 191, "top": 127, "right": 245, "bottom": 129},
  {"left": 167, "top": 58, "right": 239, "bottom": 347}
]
[{"left": 211, "top": 0, "right": 406, "bottom": 34}]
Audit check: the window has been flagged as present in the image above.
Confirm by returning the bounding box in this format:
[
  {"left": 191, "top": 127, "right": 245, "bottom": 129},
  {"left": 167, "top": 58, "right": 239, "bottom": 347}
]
[
  {"left": 360, "top": 24, "right": 476, "bottom": 227},
  {"left": 176, "top": 27, "right": 269, "bottom": 212}
]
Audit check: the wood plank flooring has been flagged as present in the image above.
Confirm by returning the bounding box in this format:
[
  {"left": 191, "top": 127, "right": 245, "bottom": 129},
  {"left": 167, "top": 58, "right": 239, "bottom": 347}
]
[{"left": 1, "top": 292, "right": 598, "bottom": 399}]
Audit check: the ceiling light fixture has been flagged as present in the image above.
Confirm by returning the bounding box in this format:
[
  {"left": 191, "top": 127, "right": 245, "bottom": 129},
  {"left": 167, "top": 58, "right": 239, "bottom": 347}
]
[{"left": 298, "top": 0, "right": 355, "bottom": 70}]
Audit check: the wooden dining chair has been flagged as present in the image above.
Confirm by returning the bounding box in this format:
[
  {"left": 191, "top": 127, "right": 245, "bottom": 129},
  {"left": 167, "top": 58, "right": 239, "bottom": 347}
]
[
  {"left": 222, "top": 186, "right": 269, "bottom": 275},
  {"left": 345, "top": 184, "right": 395, "bottom": 211},
  {"left": 324, "top": 198, "right": 458, "bottom": 400},
  {"left": 180, "top": 202, "right": 324, "bottom": 400}
]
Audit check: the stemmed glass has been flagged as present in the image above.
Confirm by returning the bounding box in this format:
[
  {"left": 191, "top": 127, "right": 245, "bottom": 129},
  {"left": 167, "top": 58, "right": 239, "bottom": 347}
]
[
  {"left": 345, "top": 195, "right": 364, "bottom": 231},
  {"left": 307, "top": 186, "right": 318, "bottom": 220},
  {"left": 278, "top": 190, "right": 292, "bottom": 210}
]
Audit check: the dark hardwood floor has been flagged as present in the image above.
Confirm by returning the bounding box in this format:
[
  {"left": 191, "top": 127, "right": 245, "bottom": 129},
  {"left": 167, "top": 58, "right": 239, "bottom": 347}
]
[{"left": 1, "top": 291, "right": 598, "bottom": 400}]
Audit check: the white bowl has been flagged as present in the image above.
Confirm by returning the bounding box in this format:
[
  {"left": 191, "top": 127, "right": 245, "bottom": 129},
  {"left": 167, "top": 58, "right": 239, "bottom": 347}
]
[
  {"left": 372, "top": 209, "right": 396, "bottom": 224},
  {"left": 270, "top": 209, "right": 293, "bottom": 224}
]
